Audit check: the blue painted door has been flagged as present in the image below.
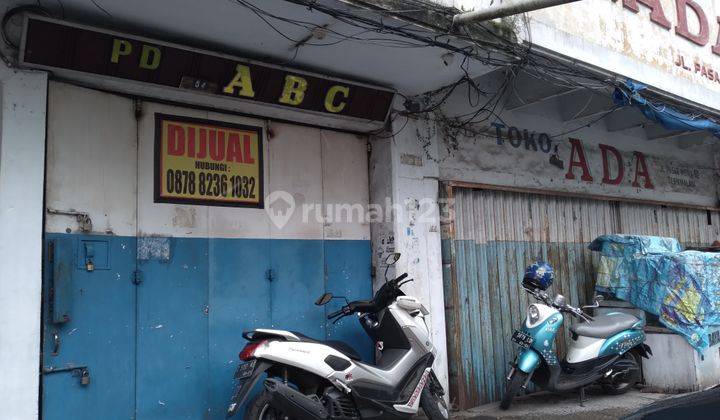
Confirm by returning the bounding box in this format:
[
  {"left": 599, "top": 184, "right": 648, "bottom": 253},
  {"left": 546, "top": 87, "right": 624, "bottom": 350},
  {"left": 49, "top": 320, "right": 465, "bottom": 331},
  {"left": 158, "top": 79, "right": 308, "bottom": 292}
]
[
  {"left": 41, "top": 234, "right": 137, "bottom": 420},
  {"left": 42, "top": 91, "right": 372, "bottom": 420},
  {"left": 41, "top": 83, "right": 140, "bottom": 420},
  {"left": 131, "top": 106, "right": 372, "bottom": 419}
]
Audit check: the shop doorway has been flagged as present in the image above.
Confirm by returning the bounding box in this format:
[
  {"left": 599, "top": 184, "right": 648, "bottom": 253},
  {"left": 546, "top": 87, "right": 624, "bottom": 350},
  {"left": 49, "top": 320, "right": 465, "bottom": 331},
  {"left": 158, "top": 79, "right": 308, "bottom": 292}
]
[{"left": 41, "top": 82, "right": 373, "bottom": 419}]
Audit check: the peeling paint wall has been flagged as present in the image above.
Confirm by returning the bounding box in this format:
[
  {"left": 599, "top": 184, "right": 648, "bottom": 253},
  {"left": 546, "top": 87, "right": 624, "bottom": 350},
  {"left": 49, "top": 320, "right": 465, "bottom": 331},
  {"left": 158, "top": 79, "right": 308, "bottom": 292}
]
[
  {"left": 527, "top": 0, "right": 720, "bottom": 111},
  {"left": 437, "top": 116, "right": 719, "bottom": 207},
  {"left": 370, "top": 114, "right": 450, "bottom": 403},
  {"left": 0, "top": 64, "right": 48, "bottom": 420},
  {"left": 425, "top": 73, "right": 720, "bottom": 207},
  {"left": 428, "top": 0, "right": 720, "bottom": 111}
]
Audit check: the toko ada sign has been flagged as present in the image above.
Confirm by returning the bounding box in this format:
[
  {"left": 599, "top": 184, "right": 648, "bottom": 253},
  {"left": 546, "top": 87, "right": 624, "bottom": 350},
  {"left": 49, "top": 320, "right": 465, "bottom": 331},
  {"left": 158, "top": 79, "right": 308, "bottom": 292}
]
[
  {"left": 20, "top": 16, "right": 394, "bottom": 123},
  {"left": 154, "top": 114, "right": 264, "bottom": 208}
]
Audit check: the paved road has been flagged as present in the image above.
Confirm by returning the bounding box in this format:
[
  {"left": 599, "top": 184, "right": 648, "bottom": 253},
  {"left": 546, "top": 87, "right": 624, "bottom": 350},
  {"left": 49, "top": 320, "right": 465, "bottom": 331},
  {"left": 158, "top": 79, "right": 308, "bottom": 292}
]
[
  {"left": 623, "top": 388, "right": 720, "bottom": 420},
  {"left": 422, "top": 387, "right": 670, "bottom": 420}
]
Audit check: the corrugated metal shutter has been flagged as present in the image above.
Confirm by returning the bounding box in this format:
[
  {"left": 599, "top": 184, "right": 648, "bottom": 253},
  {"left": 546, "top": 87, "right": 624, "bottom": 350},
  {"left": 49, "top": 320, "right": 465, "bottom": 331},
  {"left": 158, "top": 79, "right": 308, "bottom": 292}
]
[
  {"left": 618, "top": 203, "right": 720, "bottom": 246},
  {"left": 444, "top": 187, "right": 720, "bottom": 408}
]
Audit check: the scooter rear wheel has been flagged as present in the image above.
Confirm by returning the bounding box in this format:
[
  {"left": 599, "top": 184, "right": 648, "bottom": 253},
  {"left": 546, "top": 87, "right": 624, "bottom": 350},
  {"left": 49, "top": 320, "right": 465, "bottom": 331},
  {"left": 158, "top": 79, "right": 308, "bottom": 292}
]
[
  {"left": 500, "top": 371, "right": 528, "bottom": 410},
  {"left": 244, "top": 391, "right": 292, "bottom": 420},
  {"left": 601, "top": 352, "right": 640, "bottom": 395}
]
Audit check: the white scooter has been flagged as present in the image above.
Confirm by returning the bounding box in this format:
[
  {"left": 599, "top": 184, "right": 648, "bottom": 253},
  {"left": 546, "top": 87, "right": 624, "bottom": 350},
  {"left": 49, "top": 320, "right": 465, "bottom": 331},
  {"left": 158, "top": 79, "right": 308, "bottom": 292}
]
[{"left": 226, "top": 253, "right": 448, "bottom": 420}]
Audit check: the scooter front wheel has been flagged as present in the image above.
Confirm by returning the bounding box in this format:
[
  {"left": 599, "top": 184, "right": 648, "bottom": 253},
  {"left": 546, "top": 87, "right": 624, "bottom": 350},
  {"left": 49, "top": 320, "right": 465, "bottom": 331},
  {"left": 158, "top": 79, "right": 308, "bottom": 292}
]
[
  {"left": 500, "top": 371, "right": 528, "bottom": 410},
  {"left": 420, "top": 385, "right": 449, "bottom": 420}
]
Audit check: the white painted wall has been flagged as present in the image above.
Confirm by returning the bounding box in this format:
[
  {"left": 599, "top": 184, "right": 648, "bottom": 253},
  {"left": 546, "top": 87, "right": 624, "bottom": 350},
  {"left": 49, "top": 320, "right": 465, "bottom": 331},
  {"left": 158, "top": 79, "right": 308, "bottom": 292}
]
[
  {"left": 643, "top": 332, "right": 720, "bottom": 392},
  {"left": 0, "top": 64, "right": 47, "bottom": 420},
  {"left": 46, "top": 83, "right": 371, "bottom": 242},
  {"left": 370, "top": 114, "right": 450, "bottom": 402},
  {"left": 527, "top": 0, "right": 720, "bottom": 112},
  {"left": 45, "top": 82, "right": 138, "bottom": 236}
]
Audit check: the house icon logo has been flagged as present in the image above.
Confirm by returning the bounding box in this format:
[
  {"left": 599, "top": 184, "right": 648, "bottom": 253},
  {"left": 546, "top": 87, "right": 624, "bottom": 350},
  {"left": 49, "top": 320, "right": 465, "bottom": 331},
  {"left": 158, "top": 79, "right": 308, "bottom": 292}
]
[{"left": 265, "top": 191, "right": 296, "bottom": 229}]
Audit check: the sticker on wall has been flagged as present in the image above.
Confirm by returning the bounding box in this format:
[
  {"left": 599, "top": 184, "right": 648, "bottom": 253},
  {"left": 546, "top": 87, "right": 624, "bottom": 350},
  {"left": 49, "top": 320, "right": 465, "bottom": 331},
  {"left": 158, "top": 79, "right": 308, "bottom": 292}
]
[{"left": 154, "top": 113, "right": 264, "bottom": 208}]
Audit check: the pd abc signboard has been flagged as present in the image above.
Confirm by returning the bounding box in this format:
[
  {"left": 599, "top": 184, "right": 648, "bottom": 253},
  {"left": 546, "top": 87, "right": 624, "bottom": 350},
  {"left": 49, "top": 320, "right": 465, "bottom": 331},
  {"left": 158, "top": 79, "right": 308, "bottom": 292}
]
[
  {"left": 19, "top": 16, "right": 394, "bottom": 123},
  {"left": 155, "top": 114, "right": 263, "bottom": 208}
]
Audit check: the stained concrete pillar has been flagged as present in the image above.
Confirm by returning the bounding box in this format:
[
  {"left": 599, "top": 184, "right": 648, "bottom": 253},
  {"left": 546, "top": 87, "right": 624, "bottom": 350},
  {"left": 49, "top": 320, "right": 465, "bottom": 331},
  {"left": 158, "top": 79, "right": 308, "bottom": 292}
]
[
  {"left": 370, "top": 114, "right": 449, "bottom": 399},
  {"left": 0, "top": 63, "right": 48, "bottom": 420}
]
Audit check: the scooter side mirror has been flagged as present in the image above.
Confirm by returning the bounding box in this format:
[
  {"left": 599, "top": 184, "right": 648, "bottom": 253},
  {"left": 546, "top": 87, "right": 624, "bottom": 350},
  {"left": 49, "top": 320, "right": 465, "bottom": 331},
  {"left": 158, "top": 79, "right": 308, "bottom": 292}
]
[
  {"left": 385, "top": 253, "right": 401, "bottom": 266},
  {"left": 315, "top": 293, "right": 333, "bottom": 306},
  {"left": 383, "top": 253, "right": 401, "bottom": 283},
  {"left": 583, "top": 295, "right": 605, "bottom": 310}
]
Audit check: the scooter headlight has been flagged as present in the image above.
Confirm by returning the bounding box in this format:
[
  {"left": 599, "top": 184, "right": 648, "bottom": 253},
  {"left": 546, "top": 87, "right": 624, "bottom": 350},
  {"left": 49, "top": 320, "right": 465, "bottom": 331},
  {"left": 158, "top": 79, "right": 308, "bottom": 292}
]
[{"left": 528, "top": 305, "right": 540, "bottom": 324}]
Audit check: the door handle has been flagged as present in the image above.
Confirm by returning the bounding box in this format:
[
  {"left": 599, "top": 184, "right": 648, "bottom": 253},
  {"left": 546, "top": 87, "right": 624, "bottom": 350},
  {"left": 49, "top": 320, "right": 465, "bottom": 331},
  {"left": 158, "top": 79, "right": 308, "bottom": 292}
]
[{"left": 52, "top": 330, "right": 60, "bottom": 356}]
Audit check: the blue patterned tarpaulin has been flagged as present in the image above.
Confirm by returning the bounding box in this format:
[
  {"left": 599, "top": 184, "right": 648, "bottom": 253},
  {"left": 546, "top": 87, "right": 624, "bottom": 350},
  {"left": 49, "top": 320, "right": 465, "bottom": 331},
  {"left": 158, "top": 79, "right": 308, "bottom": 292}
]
[
  {"left": 614, "top": 80, "right": 720, "bottom": 138},
  {"left": 590, "top": 235, "right": 720, "bottom": 352}
]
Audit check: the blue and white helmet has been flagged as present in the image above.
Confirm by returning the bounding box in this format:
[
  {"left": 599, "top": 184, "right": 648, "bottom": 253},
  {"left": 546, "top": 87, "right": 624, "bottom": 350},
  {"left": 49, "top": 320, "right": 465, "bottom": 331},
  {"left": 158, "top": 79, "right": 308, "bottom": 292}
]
[{"left": 523, "top": 261, "right": 554, "bottom": 290}]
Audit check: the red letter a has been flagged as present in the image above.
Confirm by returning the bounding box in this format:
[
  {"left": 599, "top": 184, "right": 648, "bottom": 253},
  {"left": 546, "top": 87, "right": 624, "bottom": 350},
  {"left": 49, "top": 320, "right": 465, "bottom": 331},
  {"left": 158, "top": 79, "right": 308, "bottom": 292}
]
[
  {"left": 632, "top": 152, "right": 655, "bottom": 189},
  {"left": 565, "top": 138, "right": 593, "bottom": 182}
]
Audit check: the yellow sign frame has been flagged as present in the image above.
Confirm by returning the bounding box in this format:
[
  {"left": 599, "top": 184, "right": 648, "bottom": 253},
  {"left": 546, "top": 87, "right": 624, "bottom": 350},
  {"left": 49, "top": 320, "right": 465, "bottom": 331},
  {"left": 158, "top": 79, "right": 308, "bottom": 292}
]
[{"left": 154, "top": 113, "right": 264, "bottom": 208}]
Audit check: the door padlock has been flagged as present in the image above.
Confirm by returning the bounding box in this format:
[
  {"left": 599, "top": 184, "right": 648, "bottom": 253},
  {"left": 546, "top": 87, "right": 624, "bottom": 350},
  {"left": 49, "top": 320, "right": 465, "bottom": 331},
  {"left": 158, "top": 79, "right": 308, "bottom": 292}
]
[
  {"left": 80, "top": 368, "right": 90, "bottom": 386},
  {"left": 84, "top": 242, "right": 95, "bottom": 272},
  {"left": 42, "top": 366, "right": 90, "bottom": 387}
]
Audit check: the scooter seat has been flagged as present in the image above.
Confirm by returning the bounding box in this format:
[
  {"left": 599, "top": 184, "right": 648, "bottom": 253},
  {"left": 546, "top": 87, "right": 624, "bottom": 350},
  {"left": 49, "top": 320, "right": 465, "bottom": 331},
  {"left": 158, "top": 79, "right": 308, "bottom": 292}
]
[
  {"left": 291, "top": 332, "right": 362, "bottom": 361},
  {"left": 570, "top": 312, "right": 642, "bottom": 339}
]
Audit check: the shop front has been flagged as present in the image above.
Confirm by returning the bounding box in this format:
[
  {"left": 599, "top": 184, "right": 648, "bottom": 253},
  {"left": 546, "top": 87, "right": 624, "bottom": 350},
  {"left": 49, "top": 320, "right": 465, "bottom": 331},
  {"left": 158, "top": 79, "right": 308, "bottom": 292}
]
[
  {"left": 375, "top": 57, "right": 720, "bottom": 407},
  {"left": 438, "top": 71, "right": 720, "bottom": 406},
  {"left": 24, "top": 16, "right": 392, "bottom": 419}
]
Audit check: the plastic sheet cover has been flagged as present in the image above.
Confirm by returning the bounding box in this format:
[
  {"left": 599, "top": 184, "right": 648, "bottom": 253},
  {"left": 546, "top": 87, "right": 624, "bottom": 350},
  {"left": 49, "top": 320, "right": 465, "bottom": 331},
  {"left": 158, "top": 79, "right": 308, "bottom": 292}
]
[
  {"left": 590, "top": 235, "right": 720, "bottom": 352},
  {"left": 614, "top": 80, "right": 720, "bottom": 138}
]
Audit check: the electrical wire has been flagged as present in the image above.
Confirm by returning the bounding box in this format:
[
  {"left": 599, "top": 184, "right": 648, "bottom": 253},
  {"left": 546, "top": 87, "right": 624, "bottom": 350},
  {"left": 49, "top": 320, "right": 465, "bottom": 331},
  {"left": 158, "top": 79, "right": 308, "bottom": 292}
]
[
  {"left": 89, "top": 0, "right": 113, "bottom": 18},
  {"left": 13, "top": 0, "right": 716, "bottom": 142},
  {"left": 234, "top": 0, "right": 619, "bottom": 100}
]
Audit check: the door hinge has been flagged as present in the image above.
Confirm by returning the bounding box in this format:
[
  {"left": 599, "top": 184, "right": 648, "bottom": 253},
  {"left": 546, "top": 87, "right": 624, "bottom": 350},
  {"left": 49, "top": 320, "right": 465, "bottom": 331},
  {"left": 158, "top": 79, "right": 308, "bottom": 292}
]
[
  {"left": 265, "top": 269, "right": 274, "bottom": 282},
  {"left": 48, "top": 241, "right": 55, "bottom": 263},
  {"left": 367, "top": 141, "right": 372, "bottom": 153},
  {"left": 134, "top": 99, "right": 144, "bottom": 119},
  {"left": 132, "top": 269, "right": 143, "bottom": 285}
]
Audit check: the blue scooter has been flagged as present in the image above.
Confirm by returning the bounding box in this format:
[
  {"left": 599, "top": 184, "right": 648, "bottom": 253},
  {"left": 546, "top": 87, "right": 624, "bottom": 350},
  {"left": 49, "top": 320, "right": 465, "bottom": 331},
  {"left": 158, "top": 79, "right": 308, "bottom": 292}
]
[{"left": 500, "top": 262, "right": 653, "bottom": 409}]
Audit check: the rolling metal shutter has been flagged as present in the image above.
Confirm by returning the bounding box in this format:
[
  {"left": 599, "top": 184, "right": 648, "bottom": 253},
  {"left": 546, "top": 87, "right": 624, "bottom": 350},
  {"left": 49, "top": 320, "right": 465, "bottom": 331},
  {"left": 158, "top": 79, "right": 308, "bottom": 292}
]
[{"left": 443, "top": 187, "right": 719, "bottom": 408}]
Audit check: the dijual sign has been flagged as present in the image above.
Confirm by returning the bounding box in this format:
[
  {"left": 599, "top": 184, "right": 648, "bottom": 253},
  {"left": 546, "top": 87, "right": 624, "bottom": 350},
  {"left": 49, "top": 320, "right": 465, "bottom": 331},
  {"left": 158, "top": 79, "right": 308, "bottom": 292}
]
[
  {"left": 20, "top": 16, "right": 394, "bottom": 122},
  {"left": 155, "top": 114, "right": 263, "bottom": 208}
]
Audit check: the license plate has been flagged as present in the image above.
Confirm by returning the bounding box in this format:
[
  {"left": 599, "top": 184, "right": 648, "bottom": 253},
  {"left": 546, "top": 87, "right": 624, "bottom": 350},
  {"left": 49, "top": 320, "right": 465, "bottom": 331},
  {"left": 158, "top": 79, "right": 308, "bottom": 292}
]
[
  {"left": 234, "top": 359, "right": 256, "bottom": 380},
  {"left": 512, "top": 330, "right": 533, "bottom": 348}
]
